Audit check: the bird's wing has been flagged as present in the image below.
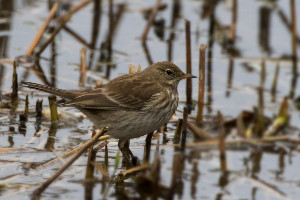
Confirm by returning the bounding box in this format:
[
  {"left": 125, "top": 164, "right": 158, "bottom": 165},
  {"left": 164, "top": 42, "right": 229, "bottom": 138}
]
[{"left": 65, "top": 74, "right": 162, "bottom": 110}]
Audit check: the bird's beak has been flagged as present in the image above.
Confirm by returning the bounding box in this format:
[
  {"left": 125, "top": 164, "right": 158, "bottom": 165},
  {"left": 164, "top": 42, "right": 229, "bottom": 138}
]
[{"left": 181, "top": 73, "right": 197, "bottom": 79}]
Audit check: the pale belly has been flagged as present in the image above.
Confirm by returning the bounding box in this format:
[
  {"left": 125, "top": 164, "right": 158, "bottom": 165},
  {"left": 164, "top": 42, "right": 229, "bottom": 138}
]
[{"left": 78, "top": 98, "right": 178, "bottom": 142}]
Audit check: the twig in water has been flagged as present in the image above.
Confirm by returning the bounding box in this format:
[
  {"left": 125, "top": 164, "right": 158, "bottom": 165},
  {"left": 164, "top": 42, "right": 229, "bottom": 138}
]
[
  {"left": 36, "top": 0, "right": 94, "bottom": 55},
  {"left": 187, "top": 121, "right": 213, "bottom": 140},
  {"left": 31, "top": 127, "right": 108, "bottom": 199},
  {"left": 141, "top": 0, "right": 162, "bottom": 41},
  {"left": 116, "top": 163, "right": 149, "bottom": 182},
  {"left": 63, "top": 25, "right": 91, "bottom": 48},
  {"left": 35, "top": 135, "right": 110, "bottom": 171},
  {"left": 26, "top": 2, "right": 58, "bottom": 56}
]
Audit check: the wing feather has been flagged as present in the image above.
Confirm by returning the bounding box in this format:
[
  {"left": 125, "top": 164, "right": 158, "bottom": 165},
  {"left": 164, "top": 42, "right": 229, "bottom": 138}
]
[{"left": 66, "top": 73, "right": 162, "bottom": 110}]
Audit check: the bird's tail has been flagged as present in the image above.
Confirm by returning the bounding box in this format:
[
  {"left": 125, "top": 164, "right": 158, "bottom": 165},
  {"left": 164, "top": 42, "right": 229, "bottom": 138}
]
[{"left": 21, "top": 81, "right": 78, "bottom": 99}]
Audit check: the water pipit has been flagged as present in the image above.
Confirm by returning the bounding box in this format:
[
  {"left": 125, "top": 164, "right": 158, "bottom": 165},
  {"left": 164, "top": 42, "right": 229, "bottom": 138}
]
[{"left": 21, "top": 61, "right": 196, "bottom": 165}]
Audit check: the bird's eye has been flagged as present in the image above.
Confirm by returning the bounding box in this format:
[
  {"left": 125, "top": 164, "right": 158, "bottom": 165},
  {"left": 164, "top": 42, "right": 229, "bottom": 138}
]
[{"left": 165, "top": 69, "right": 173, "bottom": 75}]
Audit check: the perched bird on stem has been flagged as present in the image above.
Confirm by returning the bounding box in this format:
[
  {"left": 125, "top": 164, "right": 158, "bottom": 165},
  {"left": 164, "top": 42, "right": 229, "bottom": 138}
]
[{"left": 21, "top": 61, "right": 196, "bottom": 166}]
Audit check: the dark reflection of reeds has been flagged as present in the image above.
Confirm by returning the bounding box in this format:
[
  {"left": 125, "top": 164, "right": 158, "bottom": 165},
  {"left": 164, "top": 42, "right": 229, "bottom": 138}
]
[
  {"left": 226, "top": 0, "right": 237, "bottom": 98},
  {"left": 167, "top": 0, "right": 181, "bottom": 62},
  {"left": 35, "top": 99, "right": 43, "bottom": 134},
  {"left": 0, "top": 0, "right": 13, "bottom": 89},
  {"left": 259, "top": 6, "right": 272, "bottom": 55},
  {"left": 191, "top": 162, "right": 199, "bottom": 199},
  {"left": 96, "top": 3, "right": 125, "bottom": 78},
  {"left": 289, "top": 0, "right": 298, "bottom": 98},
  {"left": 18, "top": 114, "right": 27, "bottom": 136},
  {"left": 271, "top": 63, "right": 280, "bottom": 102},
  {"left": 250, "top": 150, "right": 262, "bottom": 176},
  {"left": 88, "top": 0, "right": 102, "bottom": 69},
  {"left": 206, "top": 12, "right": 215, "bottom": 114},
  {"left": 180, "top": 107, "right": 188, "bottom": 151},
  {"left": 11, "top": 60, "right": 18, "bottom": 110}
]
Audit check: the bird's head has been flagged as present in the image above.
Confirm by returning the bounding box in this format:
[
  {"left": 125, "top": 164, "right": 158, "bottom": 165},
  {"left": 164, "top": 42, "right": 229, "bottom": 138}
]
[{"left": 143, "top": 61, "right": 196, "bottom": 86}]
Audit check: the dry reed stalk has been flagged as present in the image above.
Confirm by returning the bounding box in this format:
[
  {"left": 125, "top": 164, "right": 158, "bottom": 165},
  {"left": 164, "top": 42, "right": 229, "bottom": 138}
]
[
  {"left": 85, "top": 130, "right": 97, "bottom": 179},
  {"left": 187, "top": 121, "right": 213, "bottom": 140},
  {"left": 48, "top": 96, "right": 58, "bottom": 122},
  {"left": 116, "top": 163, "right": 149, "bottom": 182},
  {"left": 228, "top": 0, "right": 237, "bottom": 41},
  {"left": 196, "top": 44, "right": 207, "bottom": 125},
  {"left": 129, "top": 64, "right": 136, "bottom": 74},
  {"left": 79, "top": 48, "right": 87, "bottom": 87},
  {"left": 173, "top": 119, "right": 183, "bottom": 141},
  {"left": 26, "top": 2, "right": 58, "bottom": 56},
  {"left": 185, "top": 19, "right": 192, "bottom": 109},
  {"left": 37, "top": 0, "right": 93, "bottom": 55}
]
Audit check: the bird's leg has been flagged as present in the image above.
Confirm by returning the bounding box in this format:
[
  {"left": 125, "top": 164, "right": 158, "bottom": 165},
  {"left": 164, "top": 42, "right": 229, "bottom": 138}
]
[
  {"left": 118, "top": 140, "right": 133, "bottom": 167},
  {"left": 123, "top": 140, "right": 134, "bottom": 157},
  {"left": 123, "top": 140, "right": 138, "bottom": 166}
]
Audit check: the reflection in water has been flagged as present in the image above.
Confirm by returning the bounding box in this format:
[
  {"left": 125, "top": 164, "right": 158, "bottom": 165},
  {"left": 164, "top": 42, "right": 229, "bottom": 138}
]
[
  {"left": 259, "top": 6, "right": 272, "bottom": 55},
  {"left": 206, "top": 12, "right": 215, "bottom": 114},
  {"left": 88, "top": 0, "right": 102, "bottom": 70},
  {"left": 191, "top": 162, "right": 199, "bottom": 199},
  {"left": 0, "top": 0, "right": 13, "bottom": 89},
  {"left": 250, "top": 150, "right": 262, "bottom": 176},
  {"left": 167, "top": 0, "right": 181, "bottom": 62},
  {"left": 251, "top": 187, "right": 257, "bottom": 200},
  {"left": 289, "top": 0, "right": 298, "bottom": 98},
  {"left": 84, "top": 182, "right": 94, "bottom": 200},
  {"left": 18, "top": 114, "right": 27, "bottom": 136},
  {"left": 276, "top": 148, "right": 286, "bottom": 177},
  {"left": 8, "top": 135, "right": 14, "bottom": 147},
  {"left": 142, "top": 41, "right": 154, "bottom": 65}
]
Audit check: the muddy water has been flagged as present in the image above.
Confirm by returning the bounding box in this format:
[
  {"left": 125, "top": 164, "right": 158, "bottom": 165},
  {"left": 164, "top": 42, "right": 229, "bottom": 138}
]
[{"left": 0, "top": 0, "right": 300, "bottom": 199}]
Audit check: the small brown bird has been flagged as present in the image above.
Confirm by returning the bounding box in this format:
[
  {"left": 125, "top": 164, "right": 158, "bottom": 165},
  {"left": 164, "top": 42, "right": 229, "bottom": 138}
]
[{"left": 21, "top": 61, "right": 195, "bottom": 165}]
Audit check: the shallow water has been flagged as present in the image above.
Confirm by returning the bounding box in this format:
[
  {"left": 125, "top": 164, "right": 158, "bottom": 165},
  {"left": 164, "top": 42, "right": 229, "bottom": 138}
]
[{"left": 0, "top": 0, "right": 300, "bottom": 199}]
